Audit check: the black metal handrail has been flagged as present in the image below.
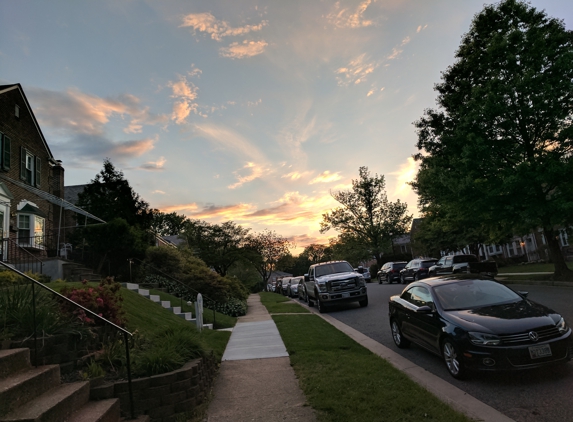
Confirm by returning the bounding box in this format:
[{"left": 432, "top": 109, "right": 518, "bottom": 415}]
[
  {"left": 3, "top": 237, "right": 45, "bottom": 274},
  {"left": 133, "top": 258, "right": 217, "bottom": 328},
  {"left": 0, "top": 262, "right": 136, "bottom": 420}
]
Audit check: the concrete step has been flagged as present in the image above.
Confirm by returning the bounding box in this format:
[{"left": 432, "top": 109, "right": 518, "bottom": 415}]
[
  {"left": 67, "top": 398, "right": 120, "bottom": 422},
  {"left": 177, "top": 313, "right": 195, "bottom": 322},
  {"left": 171, "top": 306, "right": 181, "bottom": 314},
  {"left": 0, "top": 364, "right": 60, "bottom": 416},
  {"left": 160, "top": 301, "right": 171, "bottom": 309},
  {"left": 123, "top": 283, "right": 139, "bottom": 291},
  {"left": 0, "top": 349, "right": 30, "bottom": 379},
  {"left": 149, "top": 295, "right": 160, "bottom": 303},
  {"left": 136, "top": 289, "right": 149, "bottom": 297},
  {"left": 1, "top": 381, "right": 90, "bottom": 422},
  {"left": 203, "top": 324, "right": 213, "bottom": 330}
]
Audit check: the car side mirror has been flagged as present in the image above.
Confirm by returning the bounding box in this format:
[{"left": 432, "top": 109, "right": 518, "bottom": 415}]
[
  {"left": 517, "top": 291, "right": 529, "bottom": 298},
  {"left": 416, "top": 305, "right": 434, "bottom": 314},
  {"left": 304, "top": 274, "right": 310, "bottom": 282}
]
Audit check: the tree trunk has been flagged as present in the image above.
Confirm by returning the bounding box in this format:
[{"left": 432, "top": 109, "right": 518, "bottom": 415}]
[{"left": 544, "top": 229, "right": 573, "bottom": 279}]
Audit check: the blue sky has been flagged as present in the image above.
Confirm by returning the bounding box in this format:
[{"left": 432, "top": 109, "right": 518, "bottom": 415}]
[{"left": 2, "top": 0, "right": 572, "bottom": 252}]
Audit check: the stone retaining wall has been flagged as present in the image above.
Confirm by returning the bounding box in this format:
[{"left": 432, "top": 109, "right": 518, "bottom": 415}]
[{"left": 90, "top": 354, "right": 217, "bottom": 422}]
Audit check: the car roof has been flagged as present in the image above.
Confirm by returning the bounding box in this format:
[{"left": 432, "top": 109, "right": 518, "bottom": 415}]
[{"left": 410, "top": 274, "right": 497, "bottom": 288}]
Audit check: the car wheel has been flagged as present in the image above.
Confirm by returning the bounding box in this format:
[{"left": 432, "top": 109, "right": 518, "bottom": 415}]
[
  {"left": 359, "top": 297, "right": 368, "bottom": 307},
  {"left": 414, "top": 273, "right": 420, "bottom": 281},
  {"left": 307, "top": 292, "right": 314, "bottom": 307},
  {"left": 442, "top": 338, "right": 466, "bottom": 379},
  {"left": 317, "top": 297, "right": 326, "bottom": 313},
  {"left": 378, "top": 275, "right": 383, "bottom": 284},
  {"left": 391, "top": 319, "right": 410, "bottom": 348},
  {"left": 400, "top": 275, "right": 406, "bottom": 284}
]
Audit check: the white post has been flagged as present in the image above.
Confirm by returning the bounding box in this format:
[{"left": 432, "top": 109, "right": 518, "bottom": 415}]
[{"left": 195, "top": 294, "right": 203, "bottom": 332}]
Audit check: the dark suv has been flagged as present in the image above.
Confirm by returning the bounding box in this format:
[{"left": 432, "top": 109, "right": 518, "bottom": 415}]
[
  {"left": 377, "top": 261, "right": 407, "bottom": 284},
  {"left": 399, "top": 258, "right": 437, "bottom": 283}
]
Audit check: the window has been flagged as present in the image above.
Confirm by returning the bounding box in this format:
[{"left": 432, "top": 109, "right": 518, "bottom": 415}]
[
  {"left": 400, "top": 245, "right": 408, "bottom": 253},
  {"left": 17, "top": 214, "right": 45, "bottom": 248},
  {"left": 0, "top": 133, "right": 10, "bottom": 171},
  {"left": 15, "top": 104, "right": 20, "bottom": 118},
  {"left": 404, "top": 286, "right": 434, "bottom": 308},
  {"left": 20, "top": 147, "right": 40, "bottom": 187}
]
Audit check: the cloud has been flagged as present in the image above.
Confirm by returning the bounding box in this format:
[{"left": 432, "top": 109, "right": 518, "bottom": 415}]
[
  {"left": 282, "top": 171, "right": 314, "bottom": 181},
  {"left": 219, "top": 40, "right": 268, "bottom": 59},
  {"left": 161, "top": 202, "right": 255, "bottom": 221},
  {"left": 417, "top": 24, "right": 428, "bottom": 33},
  {"left": 112, "top": 138, "right": 155, "bottom": 157},
  {"left": 194, "top": 123, "right": 267, "bottom": 163},
  {"left": 387, "top": 36, "right": 412, "bottom": 60},
  {"left": 228, "top": 162, "right": 269, "bottom": 189},
  {"left": 336, "top": 54, "right": 377, "bottom": 86},
  {"left": 389, "top": 156, "right": 418, "bottom": 196},
  {"left": 309, "top": 171, "right": 342, "bottom": 184},
  {"left": 28, "top": 86, "right": 168, "bottom": 136},
  {"left": 180, "top": 12, "right": 267, "bottom": 41},
  {"left": 169, "top": 76, "right": 200, "bottom": 124},
  {"left": 327, "top": 0, "right": 377, "bottom": 29},
  {"left": 152, "top": 190, "right": 166, "bottom": 194},
  {"left": 139, "top": 156, "right": 166, "bottom": 171}
]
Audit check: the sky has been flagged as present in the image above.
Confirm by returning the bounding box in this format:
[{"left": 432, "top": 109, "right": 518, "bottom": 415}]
[{"left": 1, "top": 0, "right": 572, "bottom": 254}]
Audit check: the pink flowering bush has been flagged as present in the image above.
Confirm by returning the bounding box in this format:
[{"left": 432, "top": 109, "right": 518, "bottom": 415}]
[{"left": 61, "top": 277, "right": 126, "bottom": 327}]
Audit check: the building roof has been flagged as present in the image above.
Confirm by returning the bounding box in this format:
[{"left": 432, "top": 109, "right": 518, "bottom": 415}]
[
  {"left": 64, "top": 184, "right": 87, "bottom": 205},
  {"left": 0, "top": 83, "right": 55, "bottom": 160}
]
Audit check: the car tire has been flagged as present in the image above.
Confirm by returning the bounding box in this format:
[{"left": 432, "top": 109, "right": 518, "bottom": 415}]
[
  {"left": 442, "top": 338, "right": 466, "bottom": 380},
  {"left": 317, "top": 297, "right": 326, "bottom": 313},
  {"left": 391, "top": 319, "right": 410, "bottom": 348},
  {"left": 307, "top": 292, "right": 314, "bottom": 307},
  {"left": 414, "top": 273, "right": 420, "bottom": 281},
  {"left": 378, "top": 275, "right": 383, "bottom": 284},
  {"left": 400, "top": 275, "right": 406, "bottom": 284},
  {"left": 359, "top": 297, "right": 368, "bottom": 307}
]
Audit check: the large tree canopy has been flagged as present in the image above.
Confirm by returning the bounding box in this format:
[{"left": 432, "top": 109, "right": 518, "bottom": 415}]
[
  {"left": 243, "top": 230, "right": 292, "bottom": 289},
  {"left": 412, "top": 0, "right": 573, "bottom": 278},
  {"left": 320, "top": 166, "right": 412, "bottom": 268}
]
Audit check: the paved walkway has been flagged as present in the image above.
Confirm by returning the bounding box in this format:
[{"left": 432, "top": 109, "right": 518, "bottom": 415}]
[
  {"left": 207, "top": 294, "right": 514, "bottom": 422},
  {"left": 206, "top": 295, "right": 316, "bottom": 422}
]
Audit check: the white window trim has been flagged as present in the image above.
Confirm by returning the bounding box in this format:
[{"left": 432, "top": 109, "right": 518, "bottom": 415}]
[{"left": 17, "top": 213, "right": 45, "bottom": 249}]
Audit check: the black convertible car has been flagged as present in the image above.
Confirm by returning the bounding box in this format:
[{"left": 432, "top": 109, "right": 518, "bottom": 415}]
[{"left": 388, "top": 275, "right": 572, "bottom": 379}]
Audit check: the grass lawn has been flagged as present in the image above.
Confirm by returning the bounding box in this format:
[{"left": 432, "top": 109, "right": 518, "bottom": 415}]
[
  {"left": 497, "top": 262, "right": 570, "bottom": 273},
  {"left": 271, "top": 314, "right": 470, "bottom": 422},
  {"left": 51, "top": 282, "right": 232, "bottom": 360},
  {"left": 259, "top": 291, "right": 310, "bottom": 313}
]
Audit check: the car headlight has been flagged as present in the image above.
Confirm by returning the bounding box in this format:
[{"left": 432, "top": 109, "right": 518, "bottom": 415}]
[
  {"left": 318, "top": 282, "right": 327, "bottom": 292},
  {"left": 557, "top": 317, "right": 568, "bottom": 334},
  {"left": 356, "top": 276, "right": 365, "bottom": 287},
  {"left": 468, "top": 332, "right": 501, "bottom": 346}
]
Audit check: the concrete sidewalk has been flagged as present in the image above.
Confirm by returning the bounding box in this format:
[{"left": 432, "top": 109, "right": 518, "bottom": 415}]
[
  {"left": 206, "top": 295, "right": 316, "bottom": 421},
  {"left": 207, "top": 294, "right": 514, "bottom": 422}
]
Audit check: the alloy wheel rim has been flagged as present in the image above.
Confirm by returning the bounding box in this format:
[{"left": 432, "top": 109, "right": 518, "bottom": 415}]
[
  {"left": 392, "top": 322, "right": 401, "bottom": 345},
  {"left": 443, "top": 342, "right": 460, "bottom": 375}
]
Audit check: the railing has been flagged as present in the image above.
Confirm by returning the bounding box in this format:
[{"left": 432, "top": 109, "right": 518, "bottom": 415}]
[
  {"left": 0, "top": 262, "right": 136, "bottom": 420},
  {"left": 133, "top": 258, "right": 217, "bottom": 328}
]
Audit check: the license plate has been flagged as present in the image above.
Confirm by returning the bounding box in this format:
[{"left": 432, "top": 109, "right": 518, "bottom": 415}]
[
  {"left": 529, "top": 344, "right": 552, "bottom": 359},
  {"left": 342, "top": 292, "right": 350, "bottom": 298}
]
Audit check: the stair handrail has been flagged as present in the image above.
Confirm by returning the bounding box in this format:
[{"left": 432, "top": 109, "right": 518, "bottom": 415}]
[
  {"left": 0, "top": 261, "right": 136, "bottom": 420},
  {"left": 133, "top": 258, "right": 217, "bottom": 328},
  {"left": 4, "top": 237, "right": 45, "bottom": 274}
]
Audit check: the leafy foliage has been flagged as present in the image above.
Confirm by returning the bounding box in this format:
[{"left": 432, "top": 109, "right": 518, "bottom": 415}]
[
  {"left": 243, "top": 230, "right": 293, "bottom": 289},
  {"left": 413, "top": 0, "right": 573, "bottom": 277},
  {"left": 60, "top": 277, "right": 126, "bottom": 327},
  {"left": 321, "top": 167, "right": 412, "bottom": 268},
  {"left": 180, "top": 220, "right": 250, "bottom": 276}
]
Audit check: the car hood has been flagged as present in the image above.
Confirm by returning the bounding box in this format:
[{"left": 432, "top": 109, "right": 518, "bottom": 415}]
[
  {"left": 315, "top": 271, "right": 359, "bottom": 282},
  {"left": 446, "top": 300, "right": 561, "bottom": 334}
]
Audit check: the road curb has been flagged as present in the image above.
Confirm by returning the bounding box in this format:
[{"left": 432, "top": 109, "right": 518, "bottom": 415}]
[{"left": 308, "top": 308, "right": 515, "bottom": 422}]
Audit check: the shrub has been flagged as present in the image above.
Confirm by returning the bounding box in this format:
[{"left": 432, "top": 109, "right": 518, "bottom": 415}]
[
  {"left": 0, "top": 281, "right": 86, "bottom": 341},
  {"left": 60, "top": 277, "right": 126, "bottom": 326}
]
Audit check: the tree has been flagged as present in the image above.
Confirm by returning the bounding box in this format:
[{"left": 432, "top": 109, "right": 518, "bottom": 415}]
[
  {"left": 180, "top": 220, "right": 250, "bottom": 276},
  {"left": 327, "top": 233, "right": 373, "bottom": 267},
  {"left": 299, "top": 244, "right": 331, "bottom": 265},
  {"left": 320, "top": 166, "right": 413, "bottom": 269},
  {"left": 243, "top": 230, "right": 292, "bottom": 290},
  {"left": 150, "top": 210, "right": 188, "bottom": 237},
  {"left": 77, "top": 159, "right": 153, "bottom": 229},
  {"left": 413, "top": 0, "right": 573, "bottom": 278}
]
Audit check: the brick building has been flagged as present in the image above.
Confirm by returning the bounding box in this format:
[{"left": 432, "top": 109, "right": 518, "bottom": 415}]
[{"left": 0, "top": 83, "right": 103, "bottom": 278}]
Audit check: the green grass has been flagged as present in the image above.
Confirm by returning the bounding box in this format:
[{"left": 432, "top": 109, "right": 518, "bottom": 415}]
[
  {"left": 497, "top": 262, "right": 567, "bottom": 273},
  {"left": 259, "top": 292, "right": 310, "bottom": 313},
  {"left": 51, "top": 282, "right": 232, "bottom": 361},
  {"left": 147, "top": 288, "right": 237, "bottom": 329},
  {"left": 269, "top": 313, "right": 470, "bottom": 422}
]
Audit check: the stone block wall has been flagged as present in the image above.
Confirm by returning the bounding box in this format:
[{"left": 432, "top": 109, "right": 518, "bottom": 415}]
[{"left": 90, "top": 354, "right": 217, "bottom": 422}]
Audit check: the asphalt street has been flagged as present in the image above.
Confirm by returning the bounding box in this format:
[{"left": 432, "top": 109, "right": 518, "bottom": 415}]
[{"left": 298, "top": 281, "right": 573, "bottom": 422}]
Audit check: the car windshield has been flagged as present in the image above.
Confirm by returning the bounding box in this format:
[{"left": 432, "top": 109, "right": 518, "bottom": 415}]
[
  {"left": 394, "top": 263, "right": 406, "bottom": 270},
  {"left": 434, "top": 279, "right": 522, "bottom": 311},
  {"left": 420, "top": 261, "right": 437, "bottom": 268},
  {"left": 315, "top": 262, "right": 354, "bottom": 277}
]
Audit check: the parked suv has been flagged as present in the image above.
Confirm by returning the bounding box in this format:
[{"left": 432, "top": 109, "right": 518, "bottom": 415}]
[
  {"left": 399, "top": 258, "right": 437, "bottom": 283},
  {"left": 377, "top": 261, "right": 407, "bottom": 284},
  {"left": 303, "top": 261, "right": 368, "bottom": 313}
]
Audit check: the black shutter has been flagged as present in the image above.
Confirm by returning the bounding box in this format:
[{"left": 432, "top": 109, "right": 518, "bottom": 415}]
[
  {"left": 35, "top": 156, "right": 41, "bottom": 187},
  {"left": 3, "top": 135, "right": 10, "bottom": 170},
  {"left": 20, "top": 147, "right": 26, "bottom": 180}
]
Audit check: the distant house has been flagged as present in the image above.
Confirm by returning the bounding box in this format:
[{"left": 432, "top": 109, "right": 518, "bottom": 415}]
[{"left": 0, "top": 84, "right": 104, "bottom": 278}]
